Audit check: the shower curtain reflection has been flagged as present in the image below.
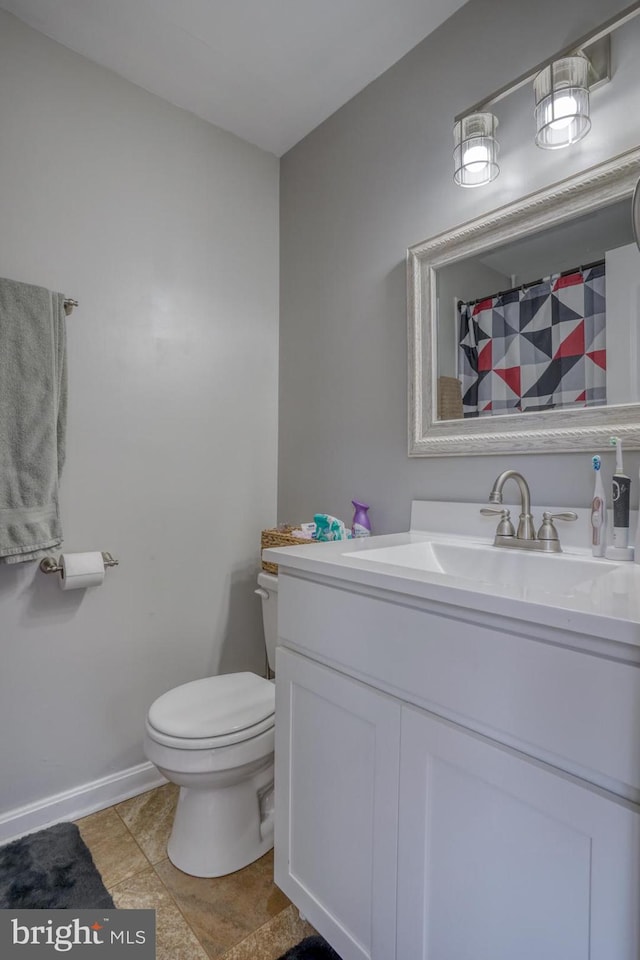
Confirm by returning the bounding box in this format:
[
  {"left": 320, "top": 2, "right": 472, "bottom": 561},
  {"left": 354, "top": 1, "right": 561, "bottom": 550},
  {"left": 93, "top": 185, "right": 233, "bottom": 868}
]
[{"left": 458, "top": 263, "right": 606, "bottom": 418}]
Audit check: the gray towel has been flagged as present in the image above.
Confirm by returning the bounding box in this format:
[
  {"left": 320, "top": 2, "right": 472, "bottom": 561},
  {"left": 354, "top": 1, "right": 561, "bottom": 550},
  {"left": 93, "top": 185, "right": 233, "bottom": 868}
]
[{"left": 0, "top": 277, "right": 67, "bottom": 563}]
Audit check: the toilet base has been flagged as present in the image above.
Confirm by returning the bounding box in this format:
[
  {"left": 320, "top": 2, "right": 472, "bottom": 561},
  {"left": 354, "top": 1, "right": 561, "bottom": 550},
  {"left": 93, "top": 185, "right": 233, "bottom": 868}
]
[{"left": 167, "top": 759, "right": 275, "bottom": 877}]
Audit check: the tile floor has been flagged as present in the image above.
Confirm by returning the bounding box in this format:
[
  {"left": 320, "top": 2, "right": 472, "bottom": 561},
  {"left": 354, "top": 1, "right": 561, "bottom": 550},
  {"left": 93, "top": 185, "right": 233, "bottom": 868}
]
[{"left": 75, "top": 784, "right": 316, "bottom": 960}]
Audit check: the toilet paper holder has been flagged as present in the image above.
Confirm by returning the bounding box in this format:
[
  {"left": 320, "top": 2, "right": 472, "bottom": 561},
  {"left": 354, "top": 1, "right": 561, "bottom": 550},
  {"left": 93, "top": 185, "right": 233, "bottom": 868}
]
[{"left": 39, "top": 552, "right": 119, "bottom": 575}]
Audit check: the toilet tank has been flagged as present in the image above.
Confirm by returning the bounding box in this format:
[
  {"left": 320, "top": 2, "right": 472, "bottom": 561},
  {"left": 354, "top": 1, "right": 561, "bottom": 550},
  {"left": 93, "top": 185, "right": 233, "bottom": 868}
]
[{"left": 256, "top": 571, "right": 278, "bottom": 673}]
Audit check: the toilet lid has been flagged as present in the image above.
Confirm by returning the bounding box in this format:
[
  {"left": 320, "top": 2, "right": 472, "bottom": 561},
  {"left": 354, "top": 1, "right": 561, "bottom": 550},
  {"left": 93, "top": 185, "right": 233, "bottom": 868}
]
[{"left": 147, "top": 672, "right": 275, "bottom": 740}]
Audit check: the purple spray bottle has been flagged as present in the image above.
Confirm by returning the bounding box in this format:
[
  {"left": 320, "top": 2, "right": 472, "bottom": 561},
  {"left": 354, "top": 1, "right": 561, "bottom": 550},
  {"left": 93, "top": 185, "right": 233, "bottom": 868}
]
[{"left": 351, "top": 500, "right": 371, "bottom": 538}]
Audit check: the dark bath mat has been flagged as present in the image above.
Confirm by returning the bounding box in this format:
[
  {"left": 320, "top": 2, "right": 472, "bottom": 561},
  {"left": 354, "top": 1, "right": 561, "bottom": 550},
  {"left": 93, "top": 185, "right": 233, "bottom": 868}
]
[
  {"left": 277, "top": 934, "right": 343, "bottom": 959},
  {"left": 0, "top": 822, "right": 114, "bottom": 909}
]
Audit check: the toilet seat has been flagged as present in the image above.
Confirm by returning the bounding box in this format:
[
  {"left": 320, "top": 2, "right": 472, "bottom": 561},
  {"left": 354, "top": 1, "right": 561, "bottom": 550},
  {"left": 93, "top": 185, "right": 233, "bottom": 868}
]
[
  {"left": 146, "top": 672, "right": 275, "bottom": 750},
  {"left": 146, "top": 713, "right": 275, "bottom": 750}
]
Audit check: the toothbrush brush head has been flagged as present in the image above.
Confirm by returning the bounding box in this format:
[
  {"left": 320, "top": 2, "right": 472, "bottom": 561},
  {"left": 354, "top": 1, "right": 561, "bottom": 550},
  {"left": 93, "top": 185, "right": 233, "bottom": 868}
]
[{"left": 609, "top": 436, "right": 624, "bottom": 472}]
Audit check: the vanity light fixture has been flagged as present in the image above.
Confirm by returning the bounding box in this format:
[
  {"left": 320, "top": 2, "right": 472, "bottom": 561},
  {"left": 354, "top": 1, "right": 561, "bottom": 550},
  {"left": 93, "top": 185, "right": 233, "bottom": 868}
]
[
  {"left": 533, "top": 55, "right": 591, "bottom": 149},
  {"left": 451, "top": 0, "right": 640, "bottom": 186},
  {"left": 453, "top": 112, "right": 499, "bottom": 188}
]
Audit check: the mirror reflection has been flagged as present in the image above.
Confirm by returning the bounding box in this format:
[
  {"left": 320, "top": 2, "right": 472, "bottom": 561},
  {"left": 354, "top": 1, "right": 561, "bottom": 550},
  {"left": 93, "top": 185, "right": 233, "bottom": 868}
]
[{"left": 435, "top": 199, "right": 639, "bottom": 421}]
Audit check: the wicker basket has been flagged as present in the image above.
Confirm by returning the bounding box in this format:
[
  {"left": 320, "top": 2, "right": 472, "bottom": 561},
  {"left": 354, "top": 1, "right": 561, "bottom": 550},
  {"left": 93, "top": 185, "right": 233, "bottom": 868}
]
[
  {"left": 261, "top": 526, "right": 316, "bottom": 574},
  {"left": 437, "top": 376, "right": 463, "bottom": 421}
]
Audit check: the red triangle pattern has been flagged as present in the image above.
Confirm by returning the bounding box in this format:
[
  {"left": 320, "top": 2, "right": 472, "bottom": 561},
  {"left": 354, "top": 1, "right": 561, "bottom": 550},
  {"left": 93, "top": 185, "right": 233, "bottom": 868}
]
[
  {"left": 587, "top": 350, "right": 606, "bottom": 370},
  {"left": 478, "top": 341, "right": 492, "bottom": 372},
  {"left": 495, "top": 366, "right": 521, "bottom": 396},
  {"left": 576, "top": 390, "right": 586, "bottom": 402},
  {"left": 553, "top": 271, "right": 582, "bottom": 291},
  {"left": 473, "top": 298, "right": 493, "bottom": 315},
  {"left": 554, "top": 320, "right": 584, "bottom": 359}
]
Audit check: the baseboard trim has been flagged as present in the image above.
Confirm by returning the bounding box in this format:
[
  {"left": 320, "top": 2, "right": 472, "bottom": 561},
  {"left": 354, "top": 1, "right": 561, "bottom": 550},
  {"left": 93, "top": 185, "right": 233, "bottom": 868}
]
[{"left": 0, "top": 762, "right": 167, "bottom": 845}]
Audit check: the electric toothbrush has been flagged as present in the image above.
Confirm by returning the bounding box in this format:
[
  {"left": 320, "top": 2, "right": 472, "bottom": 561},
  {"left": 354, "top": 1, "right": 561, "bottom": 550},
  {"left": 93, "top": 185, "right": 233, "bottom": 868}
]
[
  {"left": 606, "top": 437, "right": 634, "bottom": 561},
  {"left": 590, "top": 455, "right": 606, "bottom": 557}
]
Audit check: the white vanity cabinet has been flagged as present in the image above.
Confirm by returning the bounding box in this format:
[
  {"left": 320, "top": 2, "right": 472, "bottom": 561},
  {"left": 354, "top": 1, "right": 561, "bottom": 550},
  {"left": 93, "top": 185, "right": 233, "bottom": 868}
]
[
  {"left": 272, "top": 568, "right": 640, "bottom": 960},
  {"left": 275, "top": 647, "right": 401, "bottom": 960},
  {"left": 397, "top": 705, "right": 640, "bottom": 960}
]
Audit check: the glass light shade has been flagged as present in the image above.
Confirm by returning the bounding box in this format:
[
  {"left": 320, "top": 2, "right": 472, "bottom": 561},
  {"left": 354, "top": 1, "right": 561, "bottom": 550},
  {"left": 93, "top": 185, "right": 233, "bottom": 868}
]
[
  {"left": 453, "top": 113, "right": 499, "bottom": 187},
  {"left": 534, "top": 56, "right": 590, "bottom": 149}
]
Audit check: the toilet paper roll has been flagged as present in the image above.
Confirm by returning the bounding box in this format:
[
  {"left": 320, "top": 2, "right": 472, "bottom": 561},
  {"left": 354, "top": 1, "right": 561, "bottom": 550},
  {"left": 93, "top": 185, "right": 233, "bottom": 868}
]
[{"left": 59, "top": 552, "right": 105, "bottom": 590}]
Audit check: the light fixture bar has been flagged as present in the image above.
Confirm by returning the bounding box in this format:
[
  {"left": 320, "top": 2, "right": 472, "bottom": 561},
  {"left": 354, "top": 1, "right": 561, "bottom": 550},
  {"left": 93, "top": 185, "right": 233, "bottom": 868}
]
[{"left": 454, "top": 0, "right": 639, "bottom": 123}]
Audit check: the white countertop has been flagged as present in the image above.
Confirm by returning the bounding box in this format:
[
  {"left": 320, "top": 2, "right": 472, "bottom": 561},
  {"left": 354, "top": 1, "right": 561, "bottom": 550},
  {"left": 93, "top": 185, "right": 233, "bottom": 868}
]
[{"left": 263, "top": 501, "right": 640, "bottom": 648}]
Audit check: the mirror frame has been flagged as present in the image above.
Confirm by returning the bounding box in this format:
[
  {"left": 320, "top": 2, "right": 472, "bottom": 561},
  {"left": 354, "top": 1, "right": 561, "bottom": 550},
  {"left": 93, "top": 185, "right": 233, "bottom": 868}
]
[{"left": 407, "top": 146, "right": 640, "bottom": 457}]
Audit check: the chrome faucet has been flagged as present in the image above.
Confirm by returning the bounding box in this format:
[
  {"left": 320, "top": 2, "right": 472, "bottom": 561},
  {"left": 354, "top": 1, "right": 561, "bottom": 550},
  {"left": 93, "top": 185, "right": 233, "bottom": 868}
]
[
  {"left": 488, "top": 470, "right": 535, "bottom": 540},
  {"left": 481, "top": 469, "right": 577, "bottom": 553}
]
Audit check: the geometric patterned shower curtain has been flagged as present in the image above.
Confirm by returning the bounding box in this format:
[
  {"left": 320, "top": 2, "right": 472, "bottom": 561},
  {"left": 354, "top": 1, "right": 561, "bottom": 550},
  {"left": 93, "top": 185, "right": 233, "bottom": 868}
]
[{"left": 458, "top": 263, "right": 606, "bottom": 418}]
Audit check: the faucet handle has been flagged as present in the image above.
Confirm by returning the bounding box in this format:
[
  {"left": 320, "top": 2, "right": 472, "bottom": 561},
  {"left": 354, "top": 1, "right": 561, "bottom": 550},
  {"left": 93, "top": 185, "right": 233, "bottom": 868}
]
[
  {"left": 537, "top": 511, "right": 578, "bottom": 542},
  {"left": 480, "top": 507, "right": 515, "bottom": 538}
]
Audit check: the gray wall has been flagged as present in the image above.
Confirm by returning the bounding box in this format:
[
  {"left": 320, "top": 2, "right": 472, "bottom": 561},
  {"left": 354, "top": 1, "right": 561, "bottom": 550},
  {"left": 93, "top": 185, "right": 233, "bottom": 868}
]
[
  {"left": 0, "top": 12, "right": 279, "bottom": 818},
  {"left": 279, "top": 0, "right": 640, "bottom": 536}
]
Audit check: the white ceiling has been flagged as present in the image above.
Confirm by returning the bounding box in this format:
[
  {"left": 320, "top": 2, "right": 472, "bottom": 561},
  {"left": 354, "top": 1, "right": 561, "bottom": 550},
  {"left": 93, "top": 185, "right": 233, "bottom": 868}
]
[{"left": 0, "top": 0, "right": 467, "bottom": 155}]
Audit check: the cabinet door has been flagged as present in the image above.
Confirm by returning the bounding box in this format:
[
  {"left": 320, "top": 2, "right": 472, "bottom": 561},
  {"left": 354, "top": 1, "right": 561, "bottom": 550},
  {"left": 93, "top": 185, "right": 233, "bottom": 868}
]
[
  {"left": 275, "top": 647, "right": 401, "bottom": 960},
  {"left": 397, "top": 705, "right": 640, "bottom": 960}
]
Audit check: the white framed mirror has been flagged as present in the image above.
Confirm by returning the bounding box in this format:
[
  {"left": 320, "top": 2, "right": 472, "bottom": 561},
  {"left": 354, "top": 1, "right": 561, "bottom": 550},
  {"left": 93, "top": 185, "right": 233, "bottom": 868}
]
[{"left": 408, "top": 147, "right": 640, "bottom": 456}]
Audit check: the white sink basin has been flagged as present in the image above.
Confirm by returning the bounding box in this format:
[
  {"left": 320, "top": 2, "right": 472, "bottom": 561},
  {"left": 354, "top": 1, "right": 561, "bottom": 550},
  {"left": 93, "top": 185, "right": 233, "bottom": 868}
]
[
  {"left": 348, "top": 539, "right": 619, "bottom": 595},
  {"left": 264, "top": 502, "right": 640, "bottom": 641}
]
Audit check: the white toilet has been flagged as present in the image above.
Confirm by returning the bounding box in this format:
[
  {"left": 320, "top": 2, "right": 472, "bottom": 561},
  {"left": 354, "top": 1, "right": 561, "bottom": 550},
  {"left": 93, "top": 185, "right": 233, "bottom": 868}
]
[{"left": 144, "top": 571, "right": 278, "bottom": 878}]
